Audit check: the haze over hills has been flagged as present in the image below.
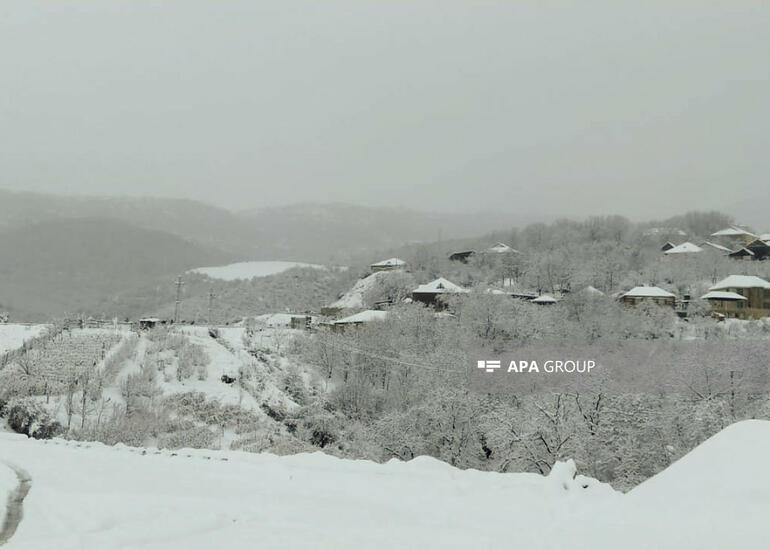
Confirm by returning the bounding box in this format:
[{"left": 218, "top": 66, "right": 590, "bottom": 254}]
[
  {"left": 0, "top": 189, "right": 519, "bottom": 263},
  {"left": 0, "top": 189, "right": 522, "bottom": 320},
  {"left": 0, "top": 218, "right": 233, "bottom": 319}
]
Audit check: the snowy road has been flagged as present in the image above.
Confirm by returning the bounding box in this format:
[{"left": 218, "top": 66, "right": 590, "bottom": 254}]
[{"left": 0, "top": 462, "right": 31, "bottom": 546}]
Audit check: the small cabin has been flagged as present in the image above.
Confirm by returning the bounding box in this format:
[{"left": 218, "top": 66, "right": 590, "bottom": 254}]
[
  {"left": 329, "top": 310, "right": 388, "bottom": 333},
  {"left": 138, "top": 317, "right": 167, "bottom": 330},
  {"left": 412, "top": 277, "right": 468, "bottom": 308},
  {"left": 728, "top": 248, "right": 755, "bottom": 261},
  {"left": 619, "top": 286, "right": 676, "bottom": 307},
  {"left": 448, "top": 251, "right": 475, "bottom": 263},
  {"left": 370, "top": 258, "right": 406, "bottom": 273}
]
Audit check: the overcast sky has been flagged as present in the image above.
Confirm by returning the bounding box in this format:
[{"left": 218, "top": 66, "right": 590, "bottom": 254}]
[{"left": 1, "top": 1, "right": 768, "bottom": 224}]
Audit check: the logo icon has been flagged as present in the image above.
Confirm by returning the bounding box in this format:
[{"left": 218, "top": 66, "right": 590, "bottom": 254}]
[{"left": 477, "top": 360, "right": 501, "bottom": 373}]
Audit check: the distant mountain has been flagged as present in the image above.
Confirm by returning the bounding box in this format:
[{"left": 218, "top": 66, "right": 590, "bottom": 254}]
[
  {"left": 0, "top": 190, "right": 519, "bottom": 263},
  {"left": 0, "top": 189, "right": 253, "bottom": 256},
  {"left": 0, "top": 218, "right": 233, "bottom": 320}
]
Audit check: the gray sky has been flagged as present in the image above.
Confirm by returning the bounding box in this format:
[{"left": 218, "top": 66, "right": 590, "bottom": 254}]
[{"left": 1, "top": 1, "right": 768, "bottom": 224}]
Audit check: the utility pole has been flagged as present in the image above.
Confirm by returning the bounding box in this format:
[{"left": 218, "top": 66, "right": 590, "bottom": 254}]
[
  {"left": 174, "top": 276, "right": 185, "bottom": 324},
  {"left": 208, "top": 287, "right": 216, "bottom": 325}
]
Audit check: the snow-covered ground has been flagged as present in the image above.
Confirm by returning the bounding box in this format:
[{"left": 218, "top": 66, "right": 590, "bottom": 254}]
[
  {"left": 0, "top": 421, "right": 768, "bottom": 549},
  {"left": 0, "top": 325, "right": 47, "bottom": 355},
  {"left": 190, "top": 261, "right": 324, "bottom": 281},
  {"left": 327, "top": 270, "right": 395, "bottom": 310}
]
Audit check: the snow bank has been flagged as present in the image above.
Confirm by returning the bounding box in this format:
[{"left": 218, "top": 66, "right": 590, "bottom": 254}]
[
  {"left": 0, "top": 435, "right": 620, "bottom": 550},
  {"left": 1, "top": 421, "right": 769, "bottom": 549},
  {"left": 631, "top": 420, "right": 770, "bottom": 500},
  {"left": 191, "top": 261, "right": 324, "bottom": 281}
]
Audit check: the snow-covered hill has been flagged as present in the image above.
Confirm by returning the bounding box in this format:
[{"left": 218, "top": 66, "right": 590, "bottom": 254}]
[{"left": 0, "top": 421, "right": 768, "bottom": 549}]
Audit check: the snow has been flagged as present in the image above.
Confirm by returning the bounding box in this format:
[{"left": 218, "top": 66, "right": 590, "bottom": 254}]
[
  {"left": 485, "top": 242, "right": 519, "bottom": 254},
  {"left": 700, "top": 291, "right": 748, "bottom": 301},
  {"left": 626, "top": 420, "right": 770, "bottom": 548},
  {"left": 663, "top": 241, "right": 703, "bottom": 254},
  {"left": 2, "top": 420, "right": 769, "bottom": 549},
  {"left": 621, "top": 286, "right": 676, "bottom": 298},
  {"left": 581, "top": 285, "right": 605, "bottom": 296},
  {"left": 413, "top": 277, "right": 467, "bottom": 294},
  {"left": 710, "top": 275, "right": 770, "bottom": 291},
  {"left": 190, "top": 261, "right": 324, "bottom": 281},
  {"left": 532, "top": 294, "right": 557, "bottom": 303},
  {"left": 328, "top": 271, "right": 389, "bottom": 310},
  {"left": 0, "top": 324, "right": 47, "bottom": 355},
  {"left": 760, "top": 233, "right": 770, "bottom": 242},
  {"left": 485, "top": 288, "right": 508, "bottom": 295},
  {"left": 701, "top": 241, "right": 733, "bottom": 253},
  {"left": 370, "top": 258, "right": 405, "bottom": 267},
  {"left": 333, "top": 310, "right": 388, "bottom": 324}
]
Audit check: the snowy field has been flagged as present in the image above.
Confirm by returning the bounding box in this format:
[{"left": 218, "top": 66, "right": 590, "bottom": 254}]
[
  {"left": 190, "top": 261, "right": 324, "bottom": 281},
  {"left": 0, "top": 421, "right": 768, "bottom": 549},
  {"left": 0, "top": 325, "right": 47, "bottom": 355}
]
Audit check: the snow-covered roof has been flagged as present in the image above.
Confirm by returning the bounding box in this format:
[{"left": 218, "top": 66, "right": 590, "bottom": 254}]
[
  {"left": 710, "top": 275, "right": 770, "bottom": 291},
  {"left": 370, "top": 258, "right": 406, "bottom": 267},
  {"left": 664, "top": 242, "right": 703, "bottom": 255},
  {"left": 485, "top": 288, "right": 508, "bottom": 295},
  {"left": 333, "top": 310, "right": 389, "bottom": 324},
  {"left": 760, "top": 234, "right": 770, "bottom": 242},
  {"left": 701, "top": 241, "right": 733, "bottom": 253},
  {"left": 532, "top": 295, "right": 557, "bottom": 303},
  {"left": 485, "top": 243, "right": 520, "bottom": 254},
  {"left": 621, "top": 286, "right": 676, "bottom": 299},
  {"left": 139, "top": 317, "right": 162, "bottom": 322},
  {"left": 581, "top": 285, "right": 605, "bottom": 296},
  {"left": 700, "top": 291, "right": 748, "bottom": 301},
  {"left": 413, "top": 278, "right": 468, "bottom": 294},
  {"left": 711, "top": 226, "right": 756, "bottom": 238}
]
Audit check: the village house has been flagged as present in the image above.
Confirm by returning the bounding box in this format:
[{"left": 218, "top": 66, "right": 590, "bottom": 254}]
[
  {"left": 448, "top": 250, "right": 475, "bottom": 263},
  {"left": 619, "top": 286, "right": 676, "bottom": 307},
  {"left": 660, "top": 242, "right": 676, "bottom": 252},
  {"left": 710, "top": 226, "right": 757, "bottom": 247},
  {"left": 703, "top": 275, "right": 770, "bottom": 319},
  {"left": 329, "top": 310, "right": 388, "bottom": 333},
  {"left": 370, "top": 258, "right": 406, "bottom": 273},
  {"left": 743, "top": 239, "right": 770, "bottom": 261},
  {"left": 531, "top": 295, "right": 557, "bottom": 305},
  {"left": 138, "top": 317, "right": 167, "bottom": 330},
  {"left": 412, "top": 277, "right": 468, "bottom": 308},
  {"left": 663, "top": 242, "right": 703, "bottom": 256},
  {"left": 728, "top": 248, "right": 756, "bottom": 261}
]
